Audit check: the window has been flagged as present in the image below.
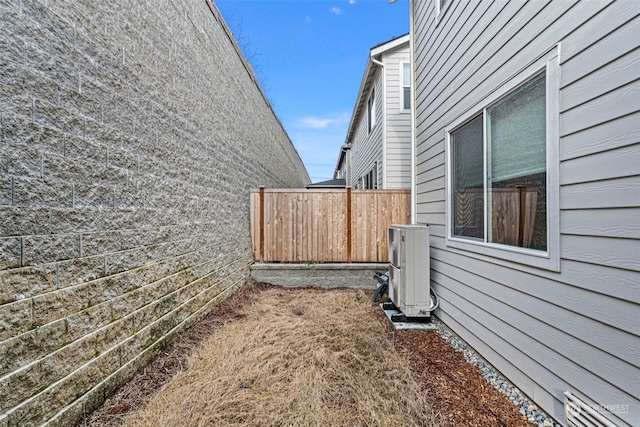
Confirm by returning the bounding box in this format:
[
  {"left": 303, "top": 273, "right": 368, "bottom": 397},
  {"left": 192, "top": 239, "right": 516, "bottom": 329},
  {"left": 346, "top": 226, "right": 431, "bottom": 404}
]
[
  {"left": 445, "top": 47, "right": 559, "bottom": 270},
  {"left": 362, "top": 165, "right": 378, "bottom": 190},
  {"left": 436, "top": 0, "right": 450, "bottom": 21},
  {"left": 367, "top": 88, "right": 376, "bottom": 133},
  {"left": 452, "top": 72, "right": 546, "bottom": 250},
  {"left": 402, "top": 62, "right": 411, "bottom": 110},
  {"left": 373, "top": 163, "right": 378, "bottom": 189},
  {"left": 451, "top": 114, "right": 484, "bottom": 239}
]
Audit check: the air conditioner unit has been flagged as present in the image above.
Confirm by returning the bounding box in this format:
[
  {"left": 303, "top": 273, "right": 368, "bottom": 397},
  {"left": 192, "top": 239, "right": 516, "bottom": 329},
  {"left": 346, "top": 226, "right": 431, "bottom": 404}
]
[{"left": 388, "top": 224, "right": 430, "bottom": 318}]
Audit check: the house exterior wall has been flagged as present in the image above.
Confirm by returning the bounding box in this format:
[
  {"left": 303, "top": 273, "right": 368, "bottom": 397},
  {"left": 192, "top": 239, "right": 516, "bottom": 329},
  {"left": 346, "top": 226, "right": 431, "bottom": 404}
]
[
  {"left": 383, "top": 48, "right": 412, "bottom": 189},
  {"left": 0, "top": 0, "right": 308, "bottom": 425},
  {"left": 334, "top": 146, "right": 352, "bottom": 187},
  {"left": 412, "top": 1, "right": 640, "bottom": 426},
  {"left": 347, "top": 42, "right": 411, "bottom": 190},
  {"left": 350, "top": 69, "right": 383, "bottom": 189}
]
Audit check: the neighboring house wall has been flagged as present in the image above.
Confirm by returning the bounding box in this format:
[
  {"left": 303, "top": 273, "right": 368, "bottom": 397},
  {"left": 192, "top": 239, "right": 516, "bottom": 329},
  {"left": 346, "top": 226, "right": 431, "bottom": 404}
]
[
  {"left": 0, "top": 1, "right": 308, "bottom": 425},
  {"left": 383, "top": 49, "right": 411, "bottom": 189},
  {"left": 342, "top": 36, "right": 411, "bottom": 190},
  {"left": 412, "top": 1, "right": 639, "bottom": 426},
  {"left": 333, "top": 145, "right": 352, "bottom": 187},
  {"left": 351, "top": 70, "right": 383, "bottom": 189}
]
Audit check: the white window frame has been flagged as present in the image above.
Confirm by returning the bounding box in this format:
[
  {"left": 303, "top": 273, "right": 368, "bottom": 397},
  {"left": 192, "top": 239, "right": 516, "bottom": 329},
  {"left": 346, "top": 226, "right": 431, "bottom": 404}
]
[
  {"left": 401, "top": 62, "right": 411, "bottom": 111},
  {"left": 368, "top": 88, "right": 377, "bottom": 133},
  {"left": 444, "top": 46, "right": 560, "bottom": 271},
  {"left": 435, "top": 0, "right": 451, "bottom": 25}
]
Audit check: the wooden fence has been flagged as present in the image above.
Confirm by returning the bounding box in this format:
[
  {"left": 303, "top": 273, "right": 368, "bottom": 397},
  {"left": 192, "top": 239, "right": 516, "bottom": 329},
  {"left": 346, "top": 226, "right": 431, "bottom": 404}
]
[{"left": 250, "top": 188, "right": 411, "bottom": 263}]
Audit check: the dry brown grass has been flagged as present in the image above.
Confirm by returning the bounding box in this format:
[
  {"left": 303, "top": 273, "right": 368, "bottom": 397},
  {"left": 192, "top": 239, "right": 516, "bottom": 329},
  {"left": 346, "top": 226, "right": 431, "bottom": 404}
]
[{"left": 124, "top": 287, "right": 442, "bottom": 427}]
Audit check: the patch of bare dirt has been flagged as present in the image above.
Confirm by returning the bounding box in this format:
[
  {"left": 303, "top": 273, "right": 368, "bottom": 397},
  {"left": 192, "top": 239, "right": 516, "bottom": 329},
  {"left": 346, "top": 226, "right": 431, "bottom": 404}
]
[{"left": 79, "top": 281, "right": 532, "bottom": 427}]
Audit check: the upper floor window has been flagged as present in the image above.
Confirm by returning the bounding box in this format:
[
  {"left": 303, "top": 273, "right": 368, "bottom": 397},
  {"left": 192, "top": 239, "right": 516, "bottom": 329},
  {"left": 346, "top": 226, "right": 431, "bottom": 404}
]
[
  {"left": 367, "top": 88, "right": 377, "bottom": 133},
  {"left": 445, "top": 46, "right": 559, "bottom": 271},
  {"left": 402, "top": 62, "right": 411, "bottom": 110},
  {"left": 436, "top": 0, "right": 450, "bottom": 22}
]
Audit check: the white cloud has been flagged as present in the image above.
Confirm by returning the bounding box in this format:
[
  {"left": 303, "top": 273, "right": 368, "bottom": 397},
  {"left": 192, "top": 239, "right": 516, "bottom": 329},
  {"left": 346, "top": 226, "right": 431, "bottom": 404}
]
[
  {"left": 330, "top": 6, "right": 343, "bottom": 15},
  {"left": 296, "top": 113, "right": 349, "bottom": 129},
  {"left": 299, "top": 117, "right": 335, "bottom": 129},
  {"left": 348, "top": 0, "right": 356, "bottom": 4}
]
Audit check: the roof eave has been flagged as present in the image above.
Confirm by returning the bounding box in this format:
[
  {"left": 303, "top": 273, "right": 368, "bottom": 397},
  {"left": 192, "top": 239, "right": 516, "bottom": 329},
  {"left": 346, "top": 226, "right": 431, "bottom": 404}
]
[
  {"left": 343, "top": 33, "right": 411, "bottom": 145},
  {"left": 333, "top": 144, "right": 351, "bottom": 178}
]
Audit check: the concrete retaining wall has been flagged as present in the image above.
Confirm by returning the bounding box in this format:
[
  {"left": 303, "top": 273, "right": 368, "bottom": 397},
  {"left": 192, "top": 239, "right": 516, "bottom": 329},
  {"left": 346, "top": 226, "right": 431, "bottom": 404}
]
[
  {"left": 0, "top": 0, "right": 309, "bottom": 425},
  {"left": 251, "top": 263, "right": 387, "bottom": 289}
]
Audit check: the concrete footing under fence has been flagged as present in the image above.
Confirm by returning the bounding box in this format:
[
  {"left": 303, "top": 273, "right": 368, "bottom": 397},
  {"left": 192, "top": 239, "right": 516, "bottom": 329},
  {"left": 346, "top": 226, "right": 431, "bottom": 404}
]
[{"left": 250, "top": 263, "right": 388, "bottom": 289}]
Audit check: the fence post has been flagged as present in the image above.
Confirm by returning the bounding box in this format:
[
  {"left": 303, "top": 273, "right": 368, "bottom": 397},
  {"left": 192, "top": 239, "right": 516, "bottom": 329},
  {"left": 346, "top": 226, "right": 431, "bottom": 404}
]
[
  {"left": 346, "top": 187, "right": 352, "bottom": 263},
  {"left": 259, "top": 186, "right": 265, "bottom": 262}
]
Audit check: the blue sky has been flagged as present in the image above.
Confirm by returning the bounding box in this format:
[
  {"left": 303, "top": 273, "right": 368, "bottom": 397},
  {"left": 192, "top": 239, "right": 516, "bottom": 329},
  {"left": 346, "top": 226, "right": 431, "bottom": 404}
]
[{"left": 216, "top": 0, "right": 410, "bottom": 183}]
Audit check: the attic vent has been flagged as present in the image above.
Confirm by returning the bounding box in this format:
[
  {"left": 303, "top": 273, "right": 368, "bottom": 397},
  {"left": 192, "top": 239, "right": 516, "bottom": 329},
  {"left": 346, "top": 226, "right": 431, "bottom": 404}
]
[{"left": 564, "top": 392, "right": 618, "bottom": 427}]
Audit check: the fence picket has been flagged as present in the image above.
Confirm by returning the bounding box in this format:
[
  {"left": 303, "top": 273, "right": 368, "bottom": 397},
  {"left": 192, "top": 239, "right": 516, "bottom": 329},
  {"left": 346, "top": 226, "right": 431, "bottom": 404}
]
[{"left": 250, "top": 189, "right": 410, "bottom": 263}]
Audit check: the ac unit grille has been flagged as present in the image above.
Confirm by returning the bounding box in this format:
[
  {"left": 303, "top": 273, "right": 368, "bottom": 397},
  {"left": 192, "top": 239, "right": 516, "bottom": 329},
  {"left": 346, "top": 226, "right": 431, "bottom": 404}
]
[
  {"left": 387, "top": 224, "right": 430, "bottom": 318},
  {"left": 564, "top": 392, "right": 617, "bottom": 427}
]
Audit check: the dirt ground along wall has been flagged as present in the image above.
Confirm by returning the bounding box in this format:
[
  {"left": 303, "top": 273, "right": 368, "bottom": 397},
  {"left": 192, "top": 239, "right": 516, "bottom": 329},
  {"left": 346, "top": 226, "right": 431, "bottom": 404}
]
[{"left": 0, "top": 0, "right": 309, "bottom": 425}]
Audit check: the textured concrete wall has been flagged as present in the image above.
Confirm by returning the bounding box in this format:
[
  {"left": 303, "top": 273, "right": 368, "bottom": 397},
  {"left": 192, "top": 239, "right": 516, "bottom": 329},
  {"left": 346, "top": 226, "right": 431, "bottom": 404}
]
[
  {"left": 251, "top": 263, "right": 387, "bottom": 289},
  {"left": 0, "top": 0, "right": 309, "bottom": 425}
]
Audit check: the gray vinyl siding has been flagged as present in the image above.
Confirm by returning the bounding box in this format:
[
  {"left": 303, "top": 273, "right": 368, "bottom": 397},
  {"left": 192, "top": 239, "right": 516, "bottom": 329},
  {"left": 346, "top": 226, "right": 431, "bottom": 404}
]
[
  {"left": 412, "top": 1, "right": 640, "bottom": 426},
  {"left": 384, "top": 48, "right": 412, "bottom": 189},
  {"left": 346, "top": 40, "right": 410, "bottom": 190},
  {"left": 350, "top": 70, "right": 383, "bottom": 189}
]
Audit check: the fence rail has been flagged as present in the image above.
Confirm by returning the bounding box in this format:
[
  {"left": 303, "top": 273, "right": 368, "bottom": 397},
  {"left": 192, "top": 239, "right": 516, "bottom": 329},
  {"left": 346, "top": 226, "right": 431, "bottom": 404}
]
[{"left": 250, "top": 188, "right": 411, "bottom": 263}]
